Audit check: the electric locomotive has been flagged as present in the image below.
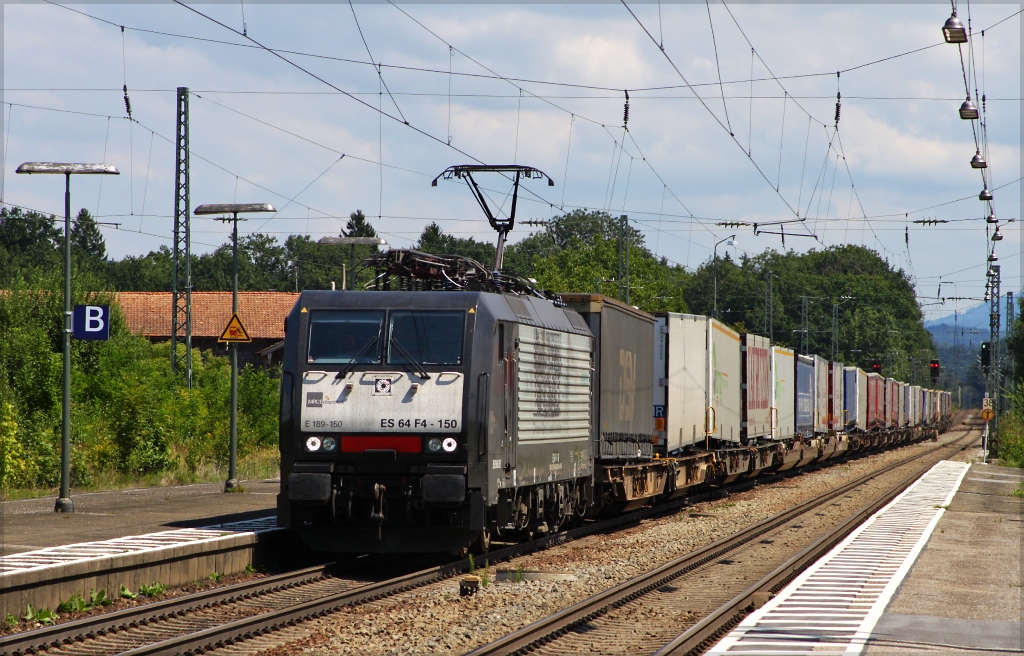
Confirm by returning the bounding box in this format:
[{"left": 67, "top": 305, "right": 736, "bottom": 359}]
[{"left": 278, "top": 251, "right": 597, "bottom": 554}]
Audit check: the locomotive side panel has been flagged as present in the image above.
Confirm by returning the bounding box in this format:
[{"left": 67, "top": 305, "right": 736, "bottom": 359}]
[
  {"left": 511, "top": 323, "right": 594, "bottom": 488},
  {"left": 772, "top": 346, "right": 796, "bottom": 440}
]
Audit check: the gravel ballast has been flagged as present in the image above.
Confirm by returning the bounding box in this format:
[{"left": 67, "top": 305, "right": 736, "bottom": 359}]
[{"left": 257, "top": 428, "right": 978, "bottom": 656}]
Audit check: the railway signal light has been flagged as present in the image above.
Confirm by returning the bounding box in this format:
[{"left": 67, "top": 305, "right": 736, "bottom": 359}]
[
  {"left": 870, "top": 361, "right": 882, "bottom": 374},
  {"left": 980, "top": 341, "right": 991, "bottom": 367},
  {"left": 930, "top": 359, "right": 940, "bottom": 382}
]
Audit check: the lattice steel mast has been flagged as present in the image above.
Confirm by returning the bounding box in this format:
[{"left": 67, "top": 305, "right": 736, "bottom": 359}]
[{"left": 172, "top": 87, "right": 192, "bottom": 387}]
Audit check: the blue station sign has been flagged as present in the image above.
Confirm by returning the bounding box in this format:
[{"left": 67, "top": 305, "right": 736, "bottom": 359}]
[{"left": 72, "top": 304, "right": 110, "bottom": 341}]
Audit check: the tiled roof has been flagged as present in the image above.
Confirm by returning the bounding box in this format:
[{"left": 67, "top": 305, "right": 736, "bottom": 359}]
[{"left": 115, "top": 292, "right": 299, "bottom": 339}]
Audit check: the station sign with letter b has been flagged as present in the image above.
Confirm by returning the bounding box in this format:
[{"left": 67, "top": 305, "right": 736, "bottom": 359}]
[{"left": 72, "top": 304, "right": 110, "bottom": 341}]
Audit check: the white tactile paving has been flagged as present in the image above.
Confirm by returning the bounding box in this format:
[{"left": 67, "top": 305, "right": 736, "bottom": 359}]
[
  {"left": 708, "top": 460, "right": 970, "bottom": 656},
  {"left": 0, "top": 516, "right": 278, "bottom": 575}
]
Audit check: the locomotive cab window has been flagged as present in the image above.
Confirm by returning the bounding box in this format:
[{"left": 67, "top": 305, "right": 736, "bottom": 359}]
[
  {"left": 307, "top": 310, "right": 384, "bottom": 364},
  {"left": 387, "top": 310, "right": 465, "bottom": 366}
]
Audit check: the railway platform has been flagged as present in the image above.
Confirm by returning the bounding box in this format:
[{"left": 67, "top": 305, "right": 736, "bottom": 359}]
[
  {"left": 710, "top": 459, "right": 1023, "bottom": 654},
  {"left": 0, "top": 479, "right": 284, "bottom": 618}
]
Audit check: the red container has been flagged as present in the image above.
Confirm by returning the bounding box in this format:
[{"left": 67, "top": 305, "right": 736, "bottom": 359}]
[{"left": 866, "top": 373, "right": 884, "bottom": 430}]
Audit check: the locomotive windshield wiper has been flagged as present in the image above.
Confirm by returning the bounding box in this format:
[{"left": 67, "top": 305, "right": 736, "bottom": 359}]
[
  {"left": 389, "top": 337, "right": 432, "bottom": 380},
  {"left": 336, "top": 336, "right": 379, "bottom": 380}
]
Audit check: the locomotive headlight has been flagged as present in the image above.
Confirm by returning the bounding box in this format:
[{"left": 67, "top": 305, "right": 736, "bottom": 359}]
[
  {"left": 322, "top": 437, "right": 337, "bottom": 451},
  {"left": 306, "top": 436, "right": 322, "bottom": 452},
  {"left": 442, "top": 437, "right": 458, "bottom": 452},
  {"left": 427, "top": 437, "right": 442, "bottom": 452}
]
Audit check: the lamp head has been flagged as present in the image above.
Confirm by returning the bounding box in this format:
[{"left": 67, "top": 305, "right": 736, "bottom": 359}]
[{"left": 942, "top": 12, "right": 968, "bottom": 44}]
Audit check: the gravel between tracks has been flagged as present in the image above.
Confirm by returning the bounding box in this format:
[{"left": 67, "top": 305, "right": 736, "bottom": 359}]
[{"left": 252, "top": 428, "right": 979, "bottom": 656}]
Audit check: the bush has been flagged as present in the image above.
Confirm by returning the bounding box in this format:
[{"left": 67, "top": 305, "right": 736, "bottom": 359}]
[
  {"left": 0, "top": 279, "right": 280, "bottom": 492},
  {"left": 997, "top": 387, "right": 1024, "bottom": 468}
]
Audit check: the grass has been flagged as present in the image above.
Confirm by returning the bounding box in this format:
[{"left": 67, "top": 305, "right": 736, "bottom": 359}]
[{"left": 0, "top": 447, "right": 279, "bottom": 500}]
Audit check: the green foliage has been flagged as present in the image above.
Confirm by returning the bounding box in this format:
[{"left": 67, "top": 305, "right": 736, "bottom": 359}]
[
  {"left": 1007, "top": 296, "right": 1024, "bottom": 385},
  {"left": 119, "top": 585, "right": 137, "bottom": 600},
  {"left": 681, "top": 245, "right": 935, "bottom": 381},
  {"left": 5, "top": 613, "right": 16, "bottom": 627},
  {"left": 468, "top": 553, "right": 476, "bottom": 573},
  {"left": 209, "top": 571, "right": 223, "bottom": 583},
  {"left": 22, "top": 604, "right": 58, "bottom": 625},
  {"left": 0, "top": 400, "right": 25, "bottom": 489},
  {"left": 997, "top": 387, "right": 1024, "bottom": 468},
  {"left": 0, "top": 207, "right": 62, "bottom": 286},
  {"left": 416, "top": 222, "right": 496, "bottom": 267},
  {"left": 0, "top": 276, "right": 280, "bottom": 492},
  {"left": 139, "top": 582, "right": 167, "bottom": 597},
  {"left": 56, "top": 589, "right": 109, "bottom": 613}
]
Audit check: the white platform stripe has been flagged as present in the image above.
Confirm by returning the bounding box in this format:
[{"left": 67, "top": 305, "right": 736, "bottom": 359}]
[
  {"left": 0, "top": 516, "right": 278, "bottom": 575},
  {"left": 708, "top": 460, "right": 970, "bottom": 656}
]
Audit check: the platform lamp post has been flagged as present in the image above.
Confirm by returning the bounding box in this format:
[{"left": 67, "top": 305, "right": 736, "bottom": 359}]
[
  {"left": 194, "top": 203, "right": 276, "bottom": 492},
  {"left": 317, "top": 236, "right": 388, "bottom": 290},
  {"left": 712, "top": 234, "right": 737, "bottom": 320},
  {"left": 16, "top": 162, "right": 120, "bottom": 513}
]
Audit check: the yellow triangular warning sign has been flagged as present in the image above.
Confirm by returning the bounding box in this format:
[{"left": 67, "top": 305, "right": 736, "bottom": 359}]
[{"left": 218, "top": 313, "right": 252, "bottom": 343}]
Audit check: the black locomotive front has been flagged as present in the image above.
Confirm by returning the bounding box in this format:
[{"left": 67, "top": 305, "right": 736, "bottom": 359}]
[{"left": 279, "top": 290, "right": 488, "bottom": 553}]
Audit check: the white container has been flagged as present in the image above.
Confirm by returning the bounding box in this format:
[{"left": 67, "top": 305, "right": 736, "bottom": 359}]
[
  {"left": 772, "top": 346, "right": 796, "bottom": 440},
  {"left": 653, "top": 314, "right": 743, "bottom": 452},
  {"left": 843, "top": 367, "right": 867, "bottom": 431}
]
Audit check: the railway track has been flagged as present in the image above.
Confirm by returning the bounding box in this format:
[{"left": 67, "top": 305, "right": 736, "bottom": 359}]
[
  {"left": 1, "top": 425, "right": 973, "bottom": 656},
  {"left": 467, "top": 424, "right": 979, "bottom": 656}
]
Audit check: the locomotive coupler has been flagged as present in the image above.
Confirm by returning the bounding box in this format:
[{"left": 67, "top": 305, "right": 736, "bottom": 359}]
[{"left": 370, "top": 483, "right": 386, "bottom": 540}]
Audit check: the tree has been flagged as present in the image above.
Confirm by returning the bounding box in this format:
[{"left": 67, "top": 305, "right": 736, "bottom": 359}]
[
  {"left": 71, "top": 208, "right": 107, "bottom": 263},
  {"left": 0, "top": 206, "right": 61, "bottom": 284},
  {"left": 504, "top": 210, "right": 644, "bottom": 278},
  {"left": 416, "top": 222, "right": 496, "bottom": 266},
  {"left": 106, "top": 246, "right": 174, "bottom": 291},
  {"left": 344, "top": 210, "right": 377, "bottom": 238},
  {"left": 531, "top": 235, "right": 688, "bottom": 313}
]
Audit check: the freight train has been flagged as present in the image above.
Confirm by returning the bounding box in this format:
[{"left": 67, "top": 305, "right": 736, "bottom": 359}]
[{"left": 277, "top": 249, "right": 952, "bottom": 555}]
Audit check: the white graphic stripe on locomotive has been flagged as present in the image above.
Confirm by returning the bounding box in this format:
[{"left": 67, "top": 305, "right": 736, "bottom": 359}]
[
  {"left": 0, "top": 516, "right": 278, "bottom": 576},
  {"left": 708, "top": 460, "right": 969, "bottom": 655},
  {"left": 516, "top": 326, "right": 592, "bottom": 443}
]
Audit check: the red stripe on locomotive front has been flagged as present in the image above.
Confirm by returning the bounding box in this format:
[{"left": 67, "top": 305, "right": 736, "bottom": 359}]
[{"left": 341, "top": 436, "right": 422, "bottom": 453}]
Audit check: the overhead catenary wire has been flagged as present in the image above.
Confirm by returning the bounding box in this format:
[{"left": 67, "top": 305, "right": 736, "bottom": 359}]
[
  {"left": 11, "top": 97, "right": 1020, "bottom": 233},
  {"left": 18, "top": 1, "right": 1021, "bottom": 284},
  {"left": 42, "top": 0, "right": 1022, "bottom": 98}
]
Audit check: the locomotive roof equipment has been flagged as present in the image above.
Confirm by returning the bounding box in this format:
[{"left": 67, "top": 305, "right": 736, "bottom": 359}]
[{"left": 431, "top": 164, "right": 553, "bottom": 271}]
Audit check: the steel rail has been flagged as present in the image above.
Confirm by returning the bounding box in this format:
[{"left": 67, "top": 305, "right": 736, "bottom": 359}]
[
  {"left": 0, "top": 563, "right": 334, "bottom": 656},
  {"left": 466, "top": 429, "right": 975, "bottom": 656},
  {"left": 1, "top": 424, "right": 971, "bottom": 656},
  {"left": 654, "top": 428, "right": 979, "bottom": 655}
]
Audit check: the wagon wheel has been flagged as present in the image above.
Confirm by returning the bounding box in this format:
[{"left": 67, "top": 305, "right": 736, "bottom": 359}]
[{"left": 473, "top": 529, "right": 491, "bottom": 555}]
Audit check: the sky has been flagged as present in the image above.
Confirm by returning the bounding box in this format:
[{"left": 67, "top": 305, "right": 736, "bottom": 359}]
[{"left": 2, "top": 2, "right": 1021, "bottom": 323}]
